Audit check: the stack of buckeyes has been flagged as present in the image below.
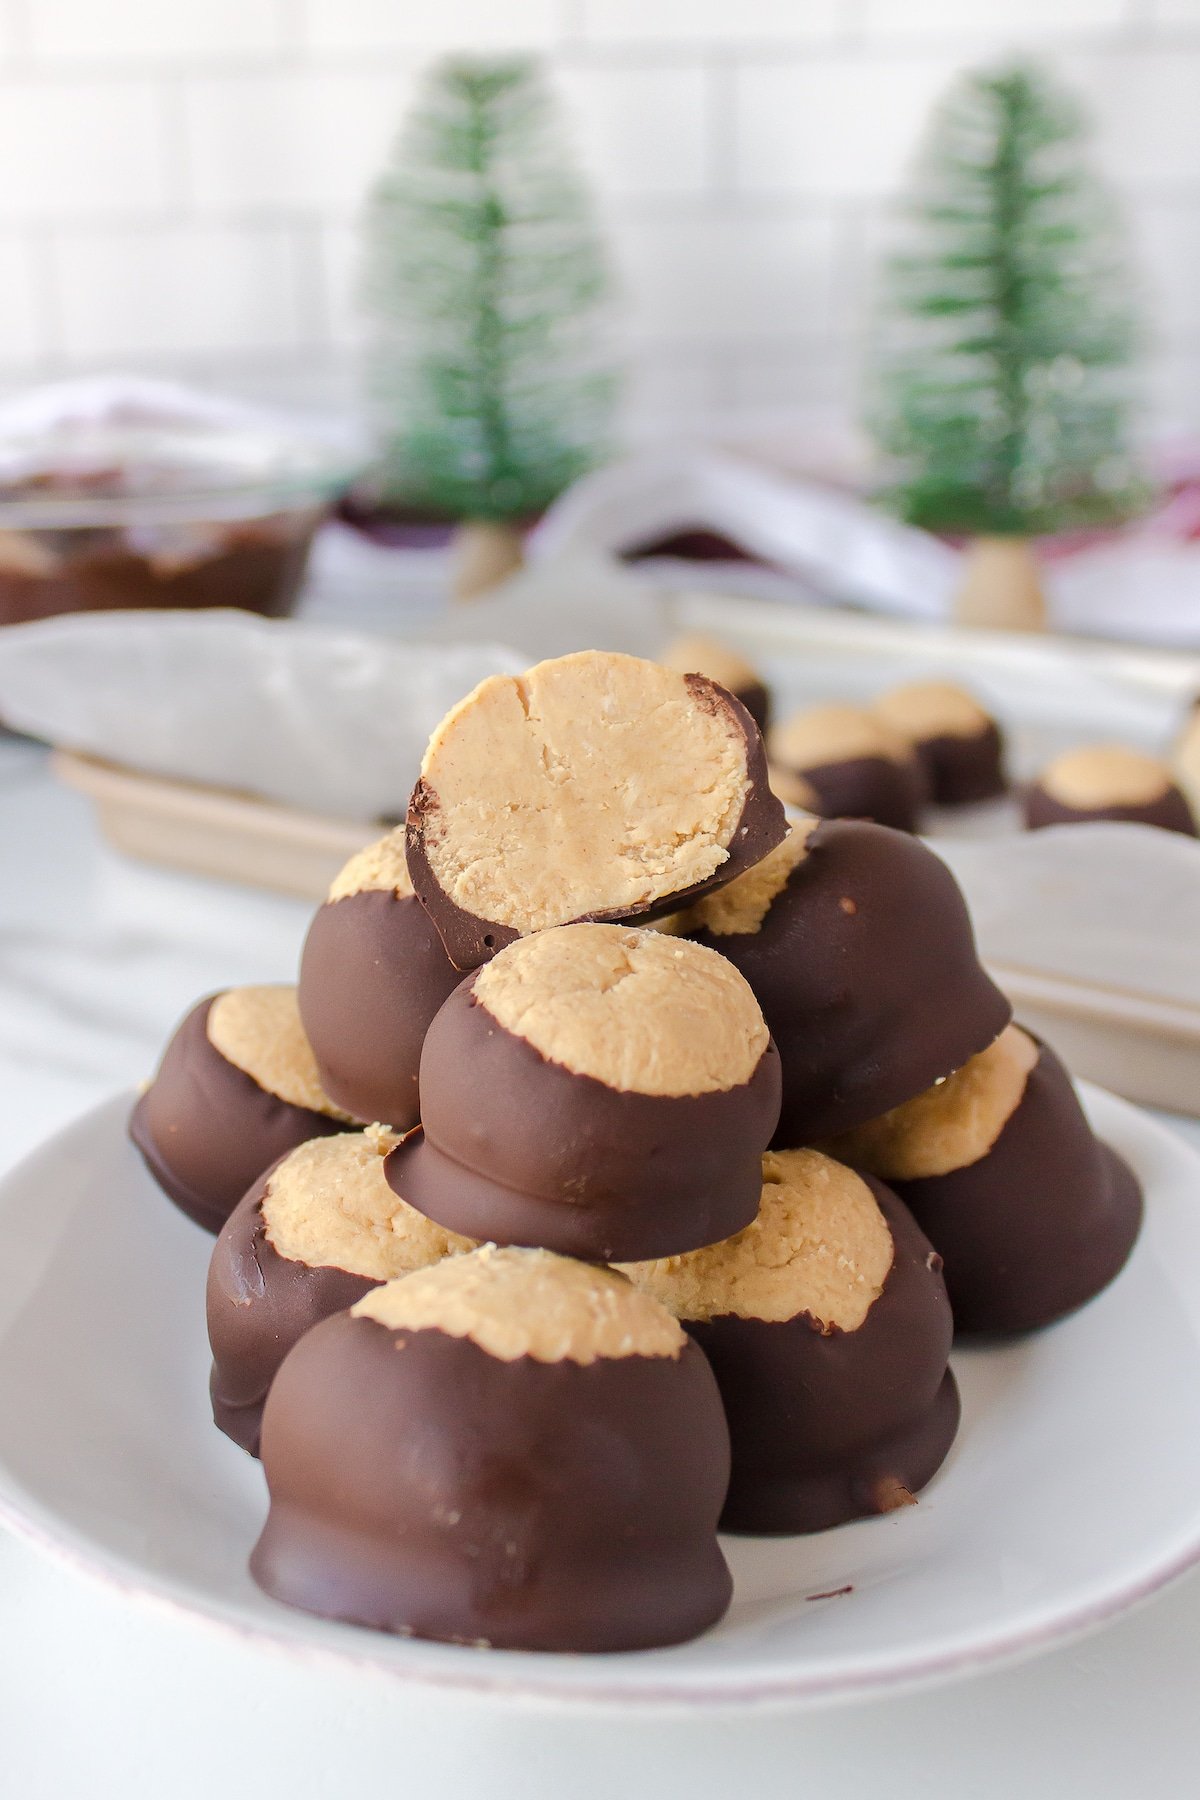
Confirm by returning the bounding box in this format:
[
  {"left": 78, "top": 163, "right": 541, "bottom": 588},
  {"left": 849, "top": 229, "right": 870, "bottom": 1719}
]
[{"left": 130, "top": 649, "right": 1144, "bottom": 1655}]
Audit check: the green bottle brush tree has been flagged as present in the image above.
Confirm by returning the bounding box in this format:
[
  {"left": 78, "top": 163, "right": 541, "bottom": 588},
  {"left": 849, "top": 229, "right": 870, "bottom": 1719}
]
[
  {"left": 361, "top": 55, "right": 618, "bottom": 600},
  {"left": 867, "top": 60, "right": 1144, "bottom": 630}
]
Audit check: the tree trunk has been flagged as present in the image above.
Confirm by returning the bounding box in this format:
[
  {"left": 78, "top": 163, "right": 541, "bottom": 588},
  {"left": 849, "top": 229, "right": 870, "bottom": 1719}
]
[
  {"left": 450, "top": 520, "right": 525, "bottom": 602},
  {"left": 954, "top": 535, "right": 1047, "bottom": 632}
]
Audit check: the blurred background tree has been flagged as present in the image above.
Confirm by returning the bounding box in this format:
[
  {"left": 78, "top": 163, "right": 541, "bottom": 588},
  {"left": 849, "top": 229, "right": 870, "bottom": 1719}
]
[
  {"left": 867, "top": 59, "right": 1144, "bottom": 630},
  {"left": 361, "top": 55, "right": 618, "bottom": 599}
]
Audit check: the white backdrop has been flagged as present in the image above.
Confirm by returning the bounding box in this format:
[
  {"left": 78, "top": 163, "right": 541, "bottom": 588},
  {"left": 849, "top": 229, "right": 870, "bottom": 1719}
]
[{"left": 0, "top": 0, "right": 1195, "bottom": 454}]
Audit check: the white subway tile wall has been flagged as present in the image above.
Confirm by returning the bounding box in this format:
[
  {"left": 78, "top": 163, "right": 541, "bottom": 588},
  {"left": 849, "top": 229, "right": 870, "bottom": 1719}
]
[{"left": 0, "top": 0, "right": 1194, "bottom": 443}]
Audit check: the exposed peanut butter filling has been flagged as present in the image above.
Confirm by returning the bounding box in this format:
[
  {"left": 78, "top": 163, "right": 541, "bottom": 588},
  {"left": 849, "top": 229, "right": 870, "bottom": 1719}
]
[
  {"left": 770, "top": 703, "right": 916, "bottom": 773},
  {"left": 353, "top": 1244, "right": 687, "bottom": 1364},
  {"left": 620, "top": 1148, "right": 894, "bottom": 1332},
  {"left": 684, "top": 822, "right": 818, "bottom": 937},
  {"left": 823, "top": 1025, "right": 1039, "bottom": 1180},
  {"left": 472, "top": 923, "right": 769, "bottom": 1096},
  {"left": 875, "top": 680, "right": 991, "bottom": 743},
  {"left": 416, "top": 650, "right": 753, "bottom": 934},
  {"left": 327, "top": 828, "right": 414, "bottom": 903},
  {"left": 262, "top": 1127, "right": 474, "bottom": 1279},
  {"left": 660, "top": 631, "right": 762, "bottom": 696},
  {"left": 1038, "top": 744, "right": 1173, "bottom": 809},
  {"left": 207, "top": 986, "right": 352, "bottom": 1119}
]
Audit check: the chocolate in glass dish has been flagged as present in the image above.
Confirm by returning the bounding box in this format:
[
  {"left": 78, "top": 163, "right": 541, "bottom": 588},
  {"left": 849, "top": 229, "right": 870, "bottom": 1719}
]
[
  {"left": 251, "top": 1247, "right": 733, "bottom": 1652},
  {"left": 0, "top": 386, "right": 351, "bottom": 626}
]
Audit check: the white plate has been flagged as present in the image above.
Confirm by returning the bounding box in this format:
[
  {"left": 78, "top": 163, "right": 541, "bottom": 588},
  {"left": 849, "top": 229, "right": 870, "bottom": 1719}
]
[{"left": 0, "top": 1089, "right": 1198, "bottom": 1715}]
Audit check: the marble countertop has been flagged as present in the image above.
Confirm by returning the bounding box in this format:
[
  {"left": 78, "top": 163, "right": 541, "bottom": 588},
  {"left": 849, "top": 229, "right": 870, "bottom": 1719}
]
[{"left": 2, "top": 733, "right": 1198, "bottom": 1800}]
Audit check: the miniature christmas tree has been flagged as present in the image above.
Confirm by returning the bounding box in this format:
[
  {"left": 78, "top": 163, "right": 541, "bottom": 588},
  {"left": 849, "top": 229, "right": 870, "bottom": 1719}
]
[
  {"left": 361, "top": 55, "right": 617, "bottom": 599},
  {"left": 867, "top": 60, "right": 1143, "bottom": 629}
]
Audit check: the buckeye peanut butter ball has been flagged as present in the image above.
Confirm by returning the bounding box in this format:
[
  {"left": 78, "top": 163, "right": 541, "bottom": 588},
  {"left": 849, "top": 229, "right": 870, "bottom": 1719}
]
[
  {"left": 250, "top": 1246, "right": 733, "bottom": 1651},
  {"left": 621, "top": 1149, "right": 958, "bottom": 1535},
  {"left": 298, "top": 828, "right": 462, "bottom": 1130},
  {"left": 660, "top": 631, "right": 772, "bottom": 734},
  {"left": 874, "top": 680, "right": 1007, "bottom": 807},
  {"left": 387, "top": 923, "right": 781, "bottom": 1261},
  {"left": 768, "top": 704, "right": 926, "bottom": 833},
  {"left": 1024, "top": 745, "right": 1196, "bottom": 837},
  {"left": 129, "top": 987, "right": 350, "bottom": 1234},
  {"left": 684, "top": 819, "right": 1011, "bottom": 1145},
  {"left": 207, "top": 1127, "right": 474, "bottom": 1456},
  {"left": 825, "top": 1025, "right": 1143, "bottom": 1336},
  {"left": 405, "top": 648, "right": 786, "bottom": 970}
]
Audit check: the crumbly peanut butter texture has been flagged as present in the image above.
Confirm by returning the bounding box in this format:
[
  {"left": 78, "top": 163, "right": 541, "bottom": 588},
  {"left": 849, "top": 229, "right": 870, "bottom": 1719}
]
[
  {"left": 473, "top": 923, "right": 769, "bottom": 1095},
  {"left": 1039, "top": 744, "right": 1173, "bottom": 809},
  {"left": 328, "top": 827, "right": 414, "bottom": 903},
  {"left": 874, "top": 680, "right": 991, "bottom": 742},
  {"left": 416, "top": 650, "right": 753, "bottom": 934},
  {"left": 207, "top": 986, "right": 352, "bottom": 1118},
  {"left": 770, "top": 704, "right": 915, "bottom": 773},
  {"left": 620, "top": 1149, "right": 893, "bottom": 1331},
  {"left": 352, "top": 1244, "right": 687, "bottom": 1364},
  {"left": 660, "top": 631, "right": 762, "bottom": 695},
  {"left": 684, "top": 821, "right": 818, "bottom": 937},
  {"left": 262, "top": 1128, "right": 474, "bottom": 1279},
  {"left": 824, "top": 1024, "right": 1039, "bottom": 1180}
]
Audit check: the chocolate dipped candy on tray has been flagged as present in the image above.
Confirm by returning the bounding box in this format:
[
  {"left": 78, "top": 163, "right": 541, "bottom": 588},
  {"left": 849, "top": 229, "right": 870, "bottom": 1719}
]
[
  {"left": 768, "top": 703, "right": 926, "bottom": 833},
  {"left": 659, "top": 630, "right": 772, "bottom": 735},
  {"left": 621, "top": 1149, "right": 959, "bottom": 1535},
  {"left": 1024, "top": 745, "right": 1197, "bottom": 837},
  {"left": 250, "top": 1247, "right": 734, "bottom": 1652},
  {"left": 684, "top": 819, "right": 1011, "bottom": 1146},
  {"left": 824, "top": 1025, "right": 1144, "bottom": 1336},
  {"left": 298, "top": 828, "right": 462, "bottom": 1131},
  {"left": 206, "top": 1128, "right": 474, "bottom": 1456},
  {"left": 129, "top": 986, "right": 350, "bottom": 1234},
  {"left": 873, "top": 680, "right": 1007, "bottom": 807},
  {"left": 405, "top": 648, "right": 787, "bottom": 970},
  {"left": 387, "top": 922, "right": 782, "bottom": 1261}
]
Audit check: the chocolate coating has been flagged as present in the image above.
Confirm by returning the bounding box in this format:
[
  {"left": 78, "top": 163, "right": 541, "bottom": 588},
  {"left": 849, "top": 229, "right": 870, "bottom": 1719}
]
[
  {"left": 298, "top": 889, "right": 463, "bottom": 1129},
  {"left": 917, "top": 719, "right": 1007, "bottom": 807},
  {"left": 206, "top": 1168, "right": 378, "bottom": 1457},
  {"left": 128, "top": 998, "right": 343, "bottom": 1234},
  {"left": 885, "top": 1040, "right": 1144, "bottom": 1335},
  {"left": 406, "top": 675, "right": 787, "bottom": 972},
  {"left": 387, "top": 983, "right": 781, "bottom": 1260},
  {"left": 689, "top": 819, "right": 1011, "bottom": 1146},
  {"left": 733, "top": 678, "right": 770, "bottom": 737},
  {"left": 1023, "top": 780, "right": 1196, "bottom": 837},
  {"left": 795, "top": 753, "right": 926, "bottom": 834},
  {"left": 687, "top": 1180, "right": 957, "bottom": 1535},
  {"left": 251, "top": 1316, "right": 733, "bottom": 1651},
  {"left": 385, "top": 979, "right": 780, "bottom": 1260}
]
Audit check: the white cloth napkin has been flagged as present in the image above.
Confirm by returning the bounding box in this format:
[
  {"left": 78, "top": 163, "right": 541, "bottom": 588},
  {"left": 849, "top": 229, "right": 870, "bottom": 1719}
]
[
  {"left": 529, "top": 448, "right": 1200, "bottom": 650},
  {"left": 0, "top": 609, "right": 522, "bottom": 820}
]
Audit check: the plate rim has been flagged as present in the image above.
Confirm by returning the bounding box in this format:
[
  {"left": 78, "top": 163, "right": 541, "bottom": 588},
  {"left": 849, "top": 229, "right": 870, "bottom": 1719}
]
[{"left": 1, "top": 1085, "right": 1198, "bottom": 1716}]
